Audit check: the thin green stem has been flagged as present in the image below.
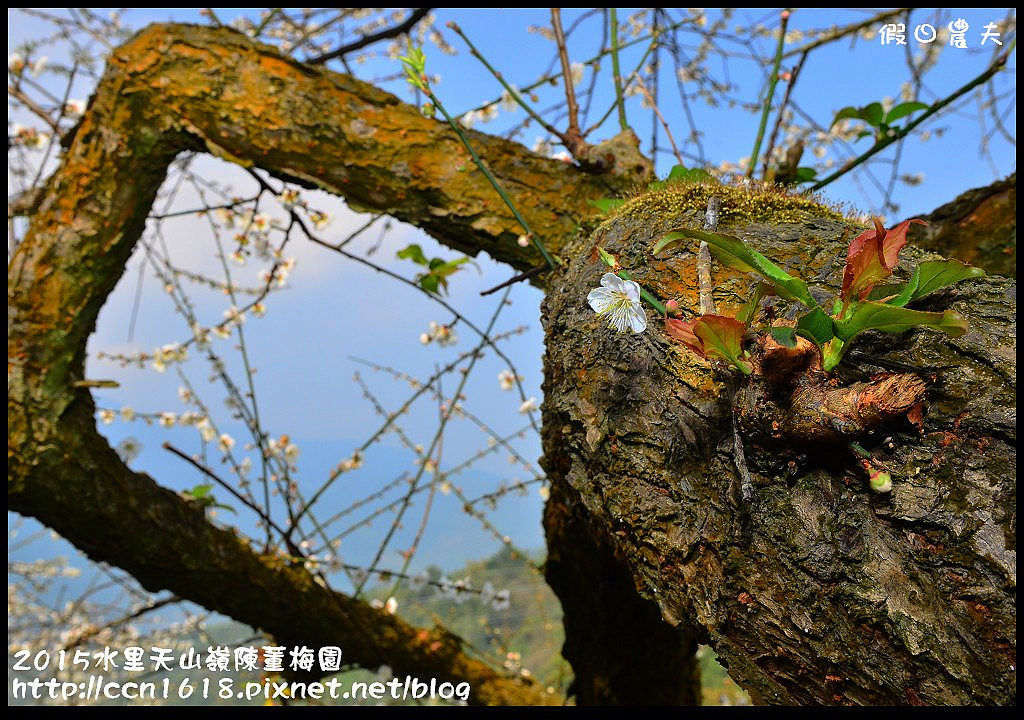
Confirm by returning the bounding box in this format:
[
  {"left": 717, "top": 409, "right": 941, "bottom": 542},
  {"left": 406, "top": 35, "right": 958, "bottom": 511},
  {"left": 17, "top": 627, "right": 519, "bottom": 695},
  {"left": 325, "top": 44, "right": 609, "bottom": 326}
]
[
  {"left": 583, "top": 37, "right": 658, "bottom": 137},
  {"left": 455, "top": 17, "right": 691, "bottom": 122},
  {"left": 812, "top": 44, "right": 1013, "bottom": 192},
  {"left": 746, "top": 9, "right": 790, "bottom": 178},
  {"left": 426, "top": 87, "right": 557, "bottom": 269},
  {"left": 609, "top": 8, "right": 628, "bottom": 131},
  {"left": 448, "top": 22, "right": 566, "bottom": 143},
  {"left": 616, "top": 269, "right": 667, "bottom": 316}
]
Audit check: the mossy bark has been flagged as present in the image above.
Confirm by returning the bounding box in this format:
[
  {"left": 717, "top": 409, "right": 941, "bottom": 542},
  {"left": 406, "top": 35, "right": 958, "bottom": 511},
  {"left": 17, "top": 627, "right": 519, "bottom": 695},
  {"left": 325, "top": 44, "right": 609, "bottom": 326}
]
[
  {"left": 908, "top": 172, "right": 1015, "bottom": 278},
  {"left": 540, "top": 188, "right": 1015, "bottom": 705}
]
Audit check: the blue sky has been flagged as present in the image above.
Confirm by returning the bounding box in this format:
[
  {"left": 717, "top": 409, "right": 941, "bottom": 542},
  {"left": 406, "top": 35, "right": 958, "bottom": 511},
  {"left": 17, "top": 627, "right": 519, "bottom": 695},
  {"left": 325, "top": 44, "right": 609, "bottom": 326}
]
[{"left": 8, "top": 8, "right": 1017, "bottom": 597}]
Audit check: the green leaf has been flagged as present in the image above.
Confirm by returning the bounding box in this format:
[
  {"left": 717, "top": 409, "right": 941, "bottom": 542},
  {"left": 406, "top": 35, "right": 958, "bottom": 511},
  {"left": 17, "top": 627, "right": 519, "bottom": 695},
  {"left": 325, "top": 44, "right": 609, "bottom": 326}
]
[
  {"left": 693, "top": 315, "right": 753, "bottom": 374},
  {"left": 597, "top": 246, "right": 618, "bottom": 268},
  {"left": 665, "top": 164, "right": 714, "bottom": 185},
  {"left": 188, "top": 483, "right": 213, "bottom": 500},
  {"left": 861, "top": 102, "right": 884, "bottom": 128},
  {"left": 667, "top": 164, "right": 690, "bottom": 180},
  {"left": 652, "top": 230, "right": 689, "bottom": 255},
  {"left": 419, "top": 274, "right": 440, "bottom": 295},
  {"left": 865, "top": 282, "right": 908, "bottom": 303},
  {"left": 432, "top": 257, "right": 470, "bottom": 277},
  {"left": 587, "top": 198, "right": 626, "bottom": 213},
  {"left": 793, "top": 167, "right": 818, "bottom": 183},
  {"left": 658, "top": 228, "right": 818, "bottom": 309},
  {"left": 885, "top": 101, "right": 929, "bottom": 124},
  {"left": 795, "top": 307, "right": 835, "bottom": 347},
  {"left": 771, "top": 326, "right": 798, "bottom": 348},
  {"left": 822, "top": 337, "right": 847, "bottom": 371},
  {"left": 906, "top": 259, "right": 986, "bottom": 303},
  {"left": 831, "top": 106, "right": 863, "bottom": 128},
  {"left": 735, "top": 283, "right": 768, "bottom": 326},
  {"left": 397, "top": 244, "right": 429, "bottom": 266},
  {"left": 835, "top": 301, "right": 968, "bottom": 342}
]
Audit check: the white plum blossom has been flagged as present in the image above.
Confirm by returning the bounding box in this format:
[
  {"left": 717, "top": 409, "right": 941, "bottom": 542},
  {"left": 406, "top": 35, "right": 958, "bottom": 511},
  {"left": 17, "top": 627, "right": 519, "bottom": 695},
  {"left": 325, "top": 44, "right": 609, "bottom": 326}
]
[
  {"left": 218, "top": 433, "right": 235, "bottom": 452},
  {"left": 120, "top": 406, "right": 136, "bottom": 421},
  {"left": 437, "top": 575, "right": 456, "bottom": 599},
  {"left": 284, "top": 442, "right": 300, "bottom": 464},
  {"left": 196, "top": 418, "right": 217, "bottom": 442},
  {"left": 309, "top": 210, "right": 330, "bottom": 229},
  {"left": 223, "top": 305, "right": 245, "bottom": 326},
  {"left": 99, "top": 409, "right": 116, "bottom": 425},
  {"left": 479, "top": 581, "right": 496, "bottom": 606},
  {"left": 570, "top": 61, "right": 585, "bottom": 85},
  {"left": 11, "top": 124, "right": 49, "bottom": 149},
  {"left": 251, "top": 212, "right": 270, "bottom": 231},
  {"left": 518, "top": 397, "right": 538, "bottom": 414},
  {"left": 115, "top": 437, "right": 142, "bottom": 463},
  {"left": 453, "top": 577, "right": 472, "bottom": 605},
  {"left": 159, "top": 412, "right": 176, "bottom": 428},
  {"left": 497, "top": 369, "right": 517, "bottom": 390},
  {"left": 587, "top": 272, "right": 647, "bottom": 333},
  {"left": 491, "top": 589, "right": 511, "bottom": 611}
]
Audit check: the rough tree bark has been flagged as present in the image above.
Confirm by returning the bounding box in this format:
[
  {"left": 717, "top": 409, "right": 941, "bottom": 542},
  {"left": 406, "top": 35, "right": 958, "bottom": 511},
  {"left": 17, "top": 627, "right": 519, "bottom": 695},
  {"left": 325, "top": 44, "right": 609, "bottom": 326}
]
[
  {"left": 8, "top": 23, "right": 1015, "bottom": 705},
  {"left": 540, "top": 184, "right": 1015, "bottom": 705}
]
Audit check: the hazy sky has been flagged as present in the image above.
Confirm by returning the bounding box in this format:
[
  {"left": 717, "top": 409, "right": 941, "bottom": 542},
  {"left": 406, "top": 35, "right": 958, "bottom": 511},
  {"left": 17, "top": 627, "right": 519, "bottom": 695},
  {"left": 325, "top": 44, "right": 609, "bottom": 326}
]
[{"left": 9, "top": 8, "right": 1017, "bottom": 590}]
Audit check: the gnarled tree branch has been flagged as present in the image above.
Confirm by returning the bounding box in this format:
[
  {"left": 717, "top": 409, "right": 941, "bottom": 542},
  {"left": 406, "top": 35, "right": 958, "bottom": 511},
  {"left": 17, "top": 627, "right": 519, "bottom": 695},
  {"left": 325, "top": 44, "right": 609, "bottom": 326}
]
[{"left": 10, "top": 21, "right": 632, "bottom": 706}]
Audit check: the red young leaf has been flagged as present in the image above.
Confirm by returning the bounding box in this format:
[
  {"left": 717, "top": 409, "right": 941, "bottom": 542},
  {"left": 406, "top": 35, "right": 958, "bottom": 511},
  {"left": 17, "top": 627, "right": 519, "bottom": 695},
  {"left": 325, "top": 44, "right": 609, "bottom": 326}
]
[
  {"left": 664, "top": 317, "right": 705, "bottom": 357},
  {"left": 842, "top": 218, "right": 926, "bottom": 302},
  {"left": 665, "top": 315, "right": 752, "bottom": 373}
]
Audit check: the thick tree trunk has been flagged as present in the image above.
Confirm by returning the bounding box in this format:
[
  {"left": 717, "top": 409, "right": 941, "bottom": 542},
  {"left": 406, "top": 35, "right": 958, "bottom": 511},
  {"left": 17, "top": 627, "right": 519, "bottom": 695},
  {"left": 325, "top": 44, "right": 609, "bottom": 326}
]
[{"left": 540, "top": 183, "right": 1015, "bottom": 705}]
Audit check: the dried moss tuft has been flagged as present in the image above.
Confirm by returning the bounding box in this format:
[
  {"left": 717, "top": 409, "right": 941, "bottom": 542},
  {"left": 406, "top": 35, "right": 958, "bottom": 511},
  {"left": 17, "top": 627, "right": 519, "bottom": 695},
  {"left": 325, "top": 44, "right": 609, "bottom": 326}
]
[{"left": 607, "top": 179, "right": 845, "bottom": 227}]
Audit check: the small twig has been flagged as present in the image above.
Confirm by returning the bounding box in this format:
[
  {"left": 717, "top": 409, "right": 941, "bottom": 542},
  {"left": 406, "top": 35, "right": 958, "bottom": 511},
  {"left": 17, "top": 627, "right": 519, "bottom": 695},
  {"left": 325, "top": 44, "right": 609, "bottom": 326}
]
[
  {"left": 631, "top": 74, "right": 684, "bottom": 165},
  {"left": 162, "top": 441, "right": 291, "bottom": 540},
  {"left": 550, "top": 8, "right": 583, "bottom": 153},
  {"left": 761, "top": 50, "right": 807, "bottom": 181},
  {"left": 479, "top": 263, "right": 548, "bottom": 296},
  {"left": 782, "top": 8, "right": 910, "bottom": 58},
  {"left": 746, "top": 9, "right": 790, "bottom": 178},
  {"left": 447, "top": 22, "right": 567, "bottom": 147},
  {"left": 422, "top": 85, "right": 557, "bottom": 269},
  {"left": 582, "top": 38, "right": 658, "bottom": 137},
  {"left": 308, "top": 7, "right": 433, "bottom": 65},
  {"left": 608, "top": 7, "right": 629, "bottom": 132},
  {"left": 202, "top": 8, "right": 223, "bottom": 27},
  {"left": 8, "top": 84, "right": 60, "bottom": 133},
  {"left": 698, "top": 196, "right": 720, "bottom": 316},
  {"left": 456, "top": 17, "right": 691, "bottom": 124},
  {"left": 811, "top": 45, "right": 1013, "bottom": 192},
  {"left": 62, "top": 596, "right": 180, "bottom": 651}
]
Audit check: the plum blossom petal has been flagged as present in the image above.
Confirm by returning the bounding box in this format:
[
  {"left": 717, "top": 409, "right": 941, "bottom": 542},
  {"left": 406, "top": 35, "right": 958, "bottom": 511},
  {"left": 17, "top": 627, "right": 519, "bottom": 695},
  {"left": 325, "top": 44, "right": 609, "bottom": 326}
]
[{"left": 587, "top": 272, "right": 647, "bottom": 333}]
